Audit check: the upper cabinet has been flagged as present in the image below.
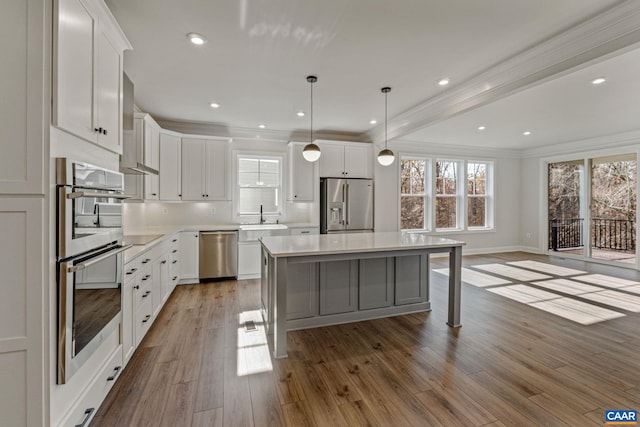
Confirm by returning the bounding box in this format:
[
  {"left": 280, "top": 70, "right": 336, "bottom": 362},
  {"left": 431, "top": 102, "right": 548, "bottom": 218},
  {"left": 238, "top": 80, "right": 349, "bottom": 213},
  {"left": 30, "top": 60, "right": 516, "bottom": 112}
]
[
  {"left": 53, "top": 0, "right": 131, "bottom": 154},
  {"left": 181, "top": 137, "right": 231, "bottom": 201},
  {"left": 318, "top": 141, "right": 372, "bottom": 178},
  {"left": 138, "top": 114, "right": 160, "bottom": 200},
  {"left": 288, "top": 142, "right": 317, "bottom": 201},
  {"left": 159, "top": 131, "right": 182, "bottom": 201}
]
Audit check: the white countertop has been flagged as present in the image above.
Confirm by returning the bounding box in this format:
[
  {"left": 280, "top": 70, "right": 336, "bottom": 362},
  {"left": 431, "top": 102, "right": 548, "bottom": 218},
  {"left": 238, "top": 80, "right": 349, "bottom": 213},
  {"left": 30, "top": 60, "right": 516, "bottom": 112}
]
[{"left": 260, "top": 232, "right": 465, "bottom": 258}]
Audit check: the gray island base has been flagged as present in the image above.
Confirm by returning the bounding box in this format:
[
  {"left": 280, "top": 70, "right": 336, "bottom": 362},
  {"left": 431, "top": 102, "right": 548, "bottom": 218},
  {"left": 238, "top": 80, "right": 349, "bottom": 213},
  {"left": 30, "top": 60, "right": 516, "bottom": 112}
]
[{"left": 260, "top": 232, "right": 465, "bottom": 358}]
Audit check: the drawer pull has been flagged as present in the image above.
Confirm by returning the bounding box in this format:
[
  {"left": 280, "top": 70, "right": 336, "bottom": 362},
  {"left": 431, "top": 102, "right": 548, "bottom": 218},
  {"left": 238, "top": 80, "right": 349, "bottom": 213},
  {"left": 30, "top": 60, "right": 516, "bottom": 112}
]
[
  {"left": 141, "top": 258, "right": 151, "bottom": 264},
  {"left": 75, "top": 408, "right": 95, "bottom": 427},
  {"left": 301, "top": 231, "right": 310, "bottom": 234},
  {"left": 133, "top": 285, "right": 139, "bottom": 290},
  {"left": 172, "top": 249, "right": 178, "bottom": 253},
  {"left": 142, "top": 274, "right": 151, "bottom": 281},
  {"left": 161, "top": 260, "right": 167, "bottom": 264},
  {"left": 126, "top": 267, "right": 138, "bottom": 275},
  {"left": 142, "top": 290, "right": 151, "bottom": 298},
  {"left": 172, "top": 276, "right": 178, "bottom": 281},
  {"left": 107, "top": 365, "right": 121, "bottom": 381},
  {"left": 172, "top": 239, "right": 177, "bottom": 243},
  {"left": 142, "top": 315, "right": 151, "bottom": 323},
  {"left": 172, "top": 260, "right": 177, "bottom": 264}
]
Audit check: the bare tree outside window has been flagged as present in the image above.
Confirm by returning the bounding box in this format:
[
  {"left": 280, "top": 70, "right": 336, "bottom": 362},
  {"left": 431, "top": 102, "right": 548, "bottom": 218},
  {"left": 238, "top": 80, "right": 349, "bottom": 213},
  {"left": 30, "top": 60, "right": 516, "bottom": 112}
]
[
  {"left": 400, "top": 159, "right": 426, "bottom": 230},
  {"left": 467, "top": 162, "right": 487, "bottom": 227},
  {"left": 436, "top": 161, "right": 457, "bottom": 229}
]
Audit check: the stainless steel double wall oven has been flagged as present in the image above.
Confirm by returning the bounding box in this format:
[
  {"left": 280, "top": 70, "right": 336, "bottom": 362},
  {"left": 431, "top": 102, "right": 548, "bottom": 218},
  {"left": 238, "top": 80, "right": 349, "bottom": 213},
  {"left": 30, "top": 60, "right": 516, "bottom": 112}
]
[{"left": 56, "top": 158, "right": 131, "bottom": 383}]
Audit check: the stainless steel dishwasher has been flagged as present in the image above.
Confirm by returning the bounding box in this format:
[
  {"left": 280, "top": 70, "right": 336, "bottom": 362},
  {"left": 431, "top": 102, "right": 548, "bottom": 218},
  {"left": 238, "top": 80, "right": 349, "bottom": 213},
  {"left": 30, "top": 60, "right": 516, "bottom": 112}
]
[{"left": 199, "top": 231, "right": 238, "bottom": 280}]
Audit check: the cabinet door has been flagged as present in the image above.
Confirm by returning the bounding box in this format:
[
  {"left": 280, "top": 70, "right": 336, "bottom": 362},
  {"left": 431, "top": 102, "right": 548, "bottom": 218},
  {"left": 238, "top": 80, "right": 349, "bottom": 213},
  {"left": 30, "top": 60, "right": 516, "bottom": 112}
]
[
  {"left": 160, "top": 256, "right": 170, "bottom": 302},
  {"left": 319, "top": 260, "right": 358, "bottom": 315},
  {"left": 121, "top": 276, "right": 135, "bottom": 365},
  {"left": 287, "top": 263, "right": 318, "bottom": 320},
  {"left": 318, "top": 144, "right": 345, "bottom": 178},
  {"left": 143, "top": 119, "right": 160, "bottom": 200},
  {"left": 395, "top": 255, "right": 429, "bottom": 305},
  {"left": 54, "top": 0, "right": 97, "bottom": 143},
  {"left": 344, "top": 144, "right": 371, "bottom": 178},
  {"left": 159, "top": 132, "right": 182, "bottom": 200},
  {"left": 179, "top": 232, "right": 199, "bottom": 280},
  {"left": 152, "top": 257, "right": 163, "bottom": 317},
  {"left": 289, "top": 143, "right": 315, "bottom": 201},
  {"left": 238, "top": 242, "right": 261, "bottom": 277},
  {"left": 181, "top": 138, "right": 205, "bottom": 200},
  {"left": 205, "top": 140, "right": 229, "bottom": 200},
  {"left": 359, "top": 258, "right": 394, "bottom": 310},
  {"left": 95, "top": 30, "right": 122, "bottom": 153}
]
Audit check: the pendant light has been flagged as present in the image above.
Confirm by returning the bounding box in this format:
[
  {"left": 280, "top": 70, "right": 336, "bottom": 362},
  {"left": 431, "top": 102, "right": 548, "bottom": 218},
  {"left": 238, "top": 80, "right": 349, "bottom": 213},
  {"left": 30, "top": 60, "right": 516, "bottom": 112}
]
[
  {"left": 377, "top": 86, "right": 395, "bottom": 166},
  {"left": 302, "top": 75, "right": 321, "bottom": 162}
]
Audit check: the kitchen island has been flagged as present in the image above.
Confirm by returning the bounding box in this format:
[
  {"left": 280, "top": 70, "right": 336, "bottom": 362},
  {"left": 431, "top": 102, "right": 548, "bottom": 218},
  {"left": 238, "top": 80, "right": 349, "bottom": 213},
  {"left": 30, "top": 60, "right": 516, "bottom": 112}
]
[{"left": 260, "top": 232, "right": 465, "bottom": 358}]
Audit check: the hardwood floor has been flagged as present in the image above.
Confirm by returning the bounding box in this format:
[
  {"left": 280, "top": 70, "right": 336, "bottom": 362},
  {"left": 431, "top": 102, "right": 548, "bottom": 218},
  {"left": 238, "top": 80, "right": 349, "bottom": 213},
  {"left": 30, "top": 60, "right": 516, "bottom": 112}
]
[{"left": 92, "top": 252, "right": 640, "bottom": 426}]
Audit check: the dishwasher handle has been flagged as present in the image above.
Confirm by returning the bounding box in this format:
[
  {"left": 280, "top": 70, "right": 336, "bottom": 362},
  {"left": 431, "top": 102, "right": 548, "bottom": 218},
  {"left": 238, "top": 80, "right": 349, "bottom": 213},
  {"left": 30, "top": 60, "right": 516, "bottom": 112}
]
[{"left": 200, "top": 231, "right": 238, "bottom": 236}]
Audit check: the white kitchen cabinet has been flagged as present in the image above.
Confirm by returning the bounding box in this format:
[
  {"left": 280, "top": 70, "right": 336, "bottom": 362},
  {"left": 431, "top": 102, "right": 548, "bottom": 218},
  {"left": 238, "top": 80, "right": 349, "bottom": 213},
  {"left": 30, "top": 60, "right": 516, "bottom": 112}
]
[
  {"left": 238, "top": 242, "right": 261, "bottom": 279},
  {"left": 318, "top": 141, "right": 372, "bottom": 178},
  {"left": 168, "top": 235, "right": 180, "bottom": 292},
  {"left": 181, "top": 137, "right": 231, "bottom": 201},
  {"left": 135, "top": 114, "right": 160, "bottom": 200},
  {"left": 179, "top": 231, "right": 199, "bottom": 281},
  {"left": 152, "top": 256, "right": 164, "bottom": 317},
  {"left": 53, "top": 0, "right": 131, "bottom": 153},
  {"left": 288, "top": 142, "right": 317, "bottom": 201},
  {"left": 159, "top": 131, "right": 182, "bottom": 201}
]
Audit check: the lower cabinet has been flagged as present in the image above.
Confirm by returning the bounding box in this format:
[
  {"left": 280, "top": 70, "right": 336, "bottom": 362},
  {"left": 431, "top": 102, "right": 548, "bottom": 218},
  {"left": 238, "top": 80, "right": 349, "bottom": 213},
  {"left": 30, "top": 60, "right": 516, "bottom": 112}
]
[
  {"left": 287, "top": 263, "right": 318, "bottom": 320},
  {"left": 359, "top": 258, "right": 394, "bottom": 310},
  {"left": 179, "top": 231, "right": 199, "bottom": 281},
  {"left": 319, "top": 260, "right": 358, "bottom": 315},
  {"left": 395, "top": 254, "right": 429, "bottom": 305},
  {"left": 238, "top": 241, "right": 261, "bottom": 279}
]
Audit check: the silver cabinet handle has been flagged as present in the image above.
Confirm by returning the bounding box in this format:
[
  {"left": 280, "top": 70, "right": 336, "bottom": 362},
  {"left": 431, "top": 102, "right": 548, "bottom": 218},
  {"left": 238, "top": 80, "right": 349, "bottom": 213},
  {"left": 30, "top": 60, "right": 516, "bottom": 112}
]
[
  {"left": 107, "top": 365, "right": 121, "bottom": 381},
  {"left": 75, "top": 408, "right": 95, "bottom": 427}
]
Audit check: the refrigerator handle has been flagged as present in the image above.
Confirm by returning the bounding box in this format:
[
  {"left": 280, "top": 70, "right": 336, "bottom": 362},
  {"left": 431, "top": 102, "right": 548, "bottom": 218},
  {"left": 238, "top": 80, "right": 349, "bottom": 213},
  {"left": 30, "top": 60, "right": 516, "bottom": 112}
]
[{"left": 345, "top": 183, "right": 350, "bottom": 226}]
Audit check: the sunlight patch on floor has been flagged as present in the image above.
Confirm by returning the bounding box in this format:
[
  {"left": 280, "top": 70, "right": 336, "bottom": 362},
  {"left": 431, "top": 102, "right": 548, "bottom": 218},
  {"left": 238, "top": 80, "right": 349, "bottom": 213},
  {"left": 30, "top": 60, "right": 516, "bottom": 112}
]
[
  {"left": 237, "top": 310, "right": 273, "bottom": 376},
  {"left": 433, "top": 267, "right": 512, "bottom": 287},
  {"left": 507, "top": 260, "right": 586, "bottom": 276},
  {"left": 473, "top": 263, "right": 552, "bottom": 281}
]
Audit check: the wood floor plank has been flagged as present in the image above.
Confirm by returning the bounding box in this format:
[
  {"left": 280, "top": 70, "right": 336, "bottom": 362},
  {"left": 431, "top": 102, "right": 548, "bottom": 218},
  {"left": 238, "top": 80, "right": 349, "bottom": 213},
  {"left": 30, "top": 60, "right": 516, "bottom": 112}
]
[
  {"left": 192, "top": 408, "right": 223, "bottom": 427},
  {"left": 160, "top": 381, "right": 198, "bottom": 427},
  {"left": 248, "top": 372, "right": 286, "bottom": 427},
  {"left": 128, "top": 360, "right": 179, "bottom": 427},
  {"left": 194, "top": 327, "right": 225, "bottom": 412}
]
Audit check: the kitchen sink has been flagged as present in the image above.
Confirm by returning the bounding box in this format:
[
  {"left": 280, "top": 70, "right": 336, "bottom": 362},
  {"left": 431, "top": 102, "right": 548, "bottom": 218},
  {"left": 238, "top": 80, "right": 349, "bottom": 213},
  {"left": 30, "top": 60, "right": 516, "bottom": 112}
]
[
  {"left": 238, "top": 224, "right": 288, "bottom": 242},
  {"left": 239, "top": 224, "right": 288, "bottom": 231}
]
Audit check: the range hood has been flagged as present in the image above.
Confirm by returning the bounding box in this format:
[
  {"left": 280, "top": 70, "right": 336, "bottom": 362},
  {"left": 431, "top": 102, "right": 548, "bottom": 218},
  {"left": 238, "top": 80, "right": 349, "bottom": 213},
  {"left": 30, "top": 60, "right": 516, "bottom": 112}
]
[{"left": 119, "top": 73, "right": 159, "bottom": 175}]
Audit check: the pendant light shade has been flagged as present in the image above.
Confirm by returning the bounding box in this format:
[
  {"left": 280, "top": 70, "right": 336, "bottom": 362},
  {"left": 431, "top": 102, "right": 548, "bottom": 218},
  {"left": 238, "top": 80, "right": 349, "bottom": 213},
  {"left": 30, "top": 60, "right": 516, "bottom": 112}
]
[
  {"left": 303, "top": 75, "right": 321, "bottom": 162},
  {"left": 377, "top": 86, "right": 395, "bottom": 166}
]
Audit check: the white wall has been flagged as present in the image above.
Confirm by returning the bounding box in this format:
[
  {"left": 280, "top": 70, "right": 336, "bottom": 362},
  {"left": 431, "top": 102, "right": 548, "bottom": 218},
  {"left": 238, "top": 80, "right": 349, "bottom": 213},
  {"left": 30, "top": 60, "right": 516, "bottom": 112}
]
[{"left": 374, "top": 140, "right": 523, "bottom": 253}]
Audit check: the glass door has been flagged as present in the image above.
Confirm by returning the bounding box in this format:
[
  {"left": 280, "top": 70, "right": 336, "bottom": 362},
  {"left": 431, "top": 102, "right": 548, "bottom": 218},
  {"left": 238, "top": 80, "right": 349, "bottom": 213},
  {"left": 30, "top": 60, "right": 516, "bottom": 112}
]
[
  {"left": 548, "top": 160, "right": 585, "bottom": 256},
  {"left": 589, "top": 154, "right": 636, "bottom": 264}
]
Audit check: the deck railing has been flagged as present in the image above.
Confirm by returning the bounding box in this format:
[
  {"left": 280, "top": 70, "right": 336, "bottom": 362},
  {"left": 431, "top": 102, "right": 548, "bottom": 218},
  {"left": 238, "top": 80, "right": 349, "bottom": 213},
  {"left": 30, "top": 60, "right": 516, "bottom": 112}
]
[{"left": 549, "top": 218, "right": 636, "bottom": 251}]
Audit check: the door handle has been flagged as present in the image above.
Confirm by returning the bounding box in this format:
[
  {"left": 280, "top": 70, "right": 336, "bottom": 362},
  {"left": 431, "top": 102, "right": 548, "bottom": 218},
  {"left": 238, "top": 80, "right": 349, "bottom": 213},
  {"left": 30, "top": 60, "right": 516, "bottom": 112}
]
[{"left": 345, "top": 183, "right": 350, "bottom": 226}]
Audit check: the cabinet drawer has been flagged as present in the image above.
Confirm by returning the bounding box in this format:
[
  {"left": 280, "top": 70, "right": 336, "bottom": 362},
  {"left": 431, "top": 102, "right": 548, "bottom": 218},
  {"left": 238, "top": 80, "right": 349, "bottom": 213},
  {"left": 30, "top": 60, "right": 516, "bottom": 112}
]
[
  {"left": 289, "top": 227, "right": 318, "bottom": 235},
  {"left": 135, "top": 277, "right": 153, "bottom": 309},
  {"left": 135, "top": 298, "right": 153, "bottom": 345},
  {"left": 124, "top": 258, "right": 142, "bottom": 278},
  {"left": 63, "top": 345, "right": 123, "bottom": 427}
]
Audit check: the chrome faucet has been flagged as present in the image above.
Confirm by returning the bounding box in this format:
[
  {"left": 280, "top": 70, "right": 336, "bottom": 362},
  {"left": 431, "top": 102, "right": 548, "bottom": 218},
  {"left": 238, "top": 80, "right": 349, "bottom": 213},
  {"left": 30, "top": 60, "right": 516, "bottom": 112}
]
[{"left": 260, "top": 204, "right": 265, "bottom": 224}]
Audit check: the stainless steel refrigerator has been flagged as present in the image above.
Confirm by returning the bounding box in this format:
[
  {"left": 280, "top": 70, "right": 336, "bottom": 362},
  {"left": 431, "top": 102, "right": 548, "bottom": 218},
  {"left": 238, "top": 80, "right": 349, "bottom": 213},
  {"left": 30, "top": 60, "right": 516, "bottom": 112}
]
[{"left": 320, "top": 178, "right": 373, "bottom": 233}]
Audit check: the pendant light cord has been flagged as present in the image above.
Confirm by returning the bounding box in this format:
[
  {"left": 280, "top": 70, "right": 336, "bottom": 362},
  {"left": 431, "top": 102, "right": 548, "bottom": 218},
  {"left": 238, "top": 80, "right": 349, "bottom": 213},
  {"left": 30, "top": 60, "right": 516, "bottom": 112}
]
[
  {"left": 384, "top": 90, "right": 388, "bottom": 149},
  {"left": 310, "top": 78, "right": 314, "bottom": 143}
]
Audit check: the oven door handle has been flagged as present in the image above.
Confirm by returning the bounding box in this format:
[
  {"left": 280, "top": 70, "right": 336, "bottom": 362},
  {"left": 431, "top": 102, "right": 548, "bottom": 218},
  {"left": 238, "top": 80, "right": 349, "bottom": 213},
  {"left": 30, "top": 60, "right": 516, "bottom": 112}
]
[
  {"left": 67, "top": 190, "right": 131, "bottom": 200},
  {"left": 67, "top": 244, "right": 133, "bottom": 273}
]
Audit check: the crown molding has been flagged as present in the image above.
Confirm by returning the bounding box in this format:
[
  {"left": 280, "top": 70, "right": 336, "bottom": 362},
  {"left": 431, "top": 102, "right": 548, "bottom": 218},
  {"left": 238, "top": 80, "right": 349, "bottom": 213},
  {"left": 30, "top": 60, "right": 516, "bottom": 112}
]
[
  {"left": 390, "top": 139, "right": 522, "bottom": 159},
  {"left": 367, "top": 0, "right": 640, "bottom": 145}
]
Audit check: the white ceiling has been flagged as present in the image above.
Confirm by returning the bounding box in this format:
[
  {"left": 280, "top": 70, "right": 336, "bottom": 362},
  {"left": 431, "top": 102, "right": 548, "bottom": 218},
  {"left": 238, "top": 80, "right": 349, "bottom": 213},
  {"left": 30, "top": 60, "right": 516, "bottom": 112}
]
[{"left": 105, "top": 0, "right": 640, "bottom": 149}]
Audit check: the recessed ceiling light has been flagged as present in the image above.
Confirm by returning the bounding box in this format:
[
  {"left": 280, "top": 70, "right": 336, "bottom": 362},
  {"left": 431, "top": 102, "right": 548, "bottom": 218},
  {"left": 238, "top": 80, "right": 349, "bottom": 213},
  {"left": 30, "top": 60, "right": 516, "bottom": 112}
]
[
  {"left": 258, "top": 124, "right": 266, "bottom": 129},
  {"left": 523, "top": 131, "right": 532, "bottom": 136},
  {"left": 209, "top": 102, "right": 220, "bottom": 108},
  {"left": 591, "top": 77, "right": 606, "bottom": 85},
  {"left": 477, "top": 125, "right": 486, "bottom": 131},
  {"left": 370, "top": 119, "right": 377, "bottom": 125},
  {"left": 187, "top": 33, "right": 207, "bottom": 45},
  {"left": 297, "top": 111, "right": 305, "bottom": 117},
  {"left": 438, "top": 78, "right": 450, "bottom": 86}
]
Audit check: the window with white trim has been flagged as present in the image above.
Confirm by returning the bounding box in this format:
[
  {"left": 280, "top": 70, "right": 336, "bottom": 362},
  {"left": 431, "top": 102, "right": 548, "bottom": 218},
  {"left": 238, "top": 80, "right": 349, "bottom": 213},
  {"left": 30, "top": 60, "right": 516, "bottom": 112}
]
[
  {"left": 400, "top": 157, "right": 494, "bottom": 232},
  {"left": 400, "top": 158, "right": 429, "bottom": 230},
  {"left": 236, "top": 155, "right": 282, "bottom": 218}
]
